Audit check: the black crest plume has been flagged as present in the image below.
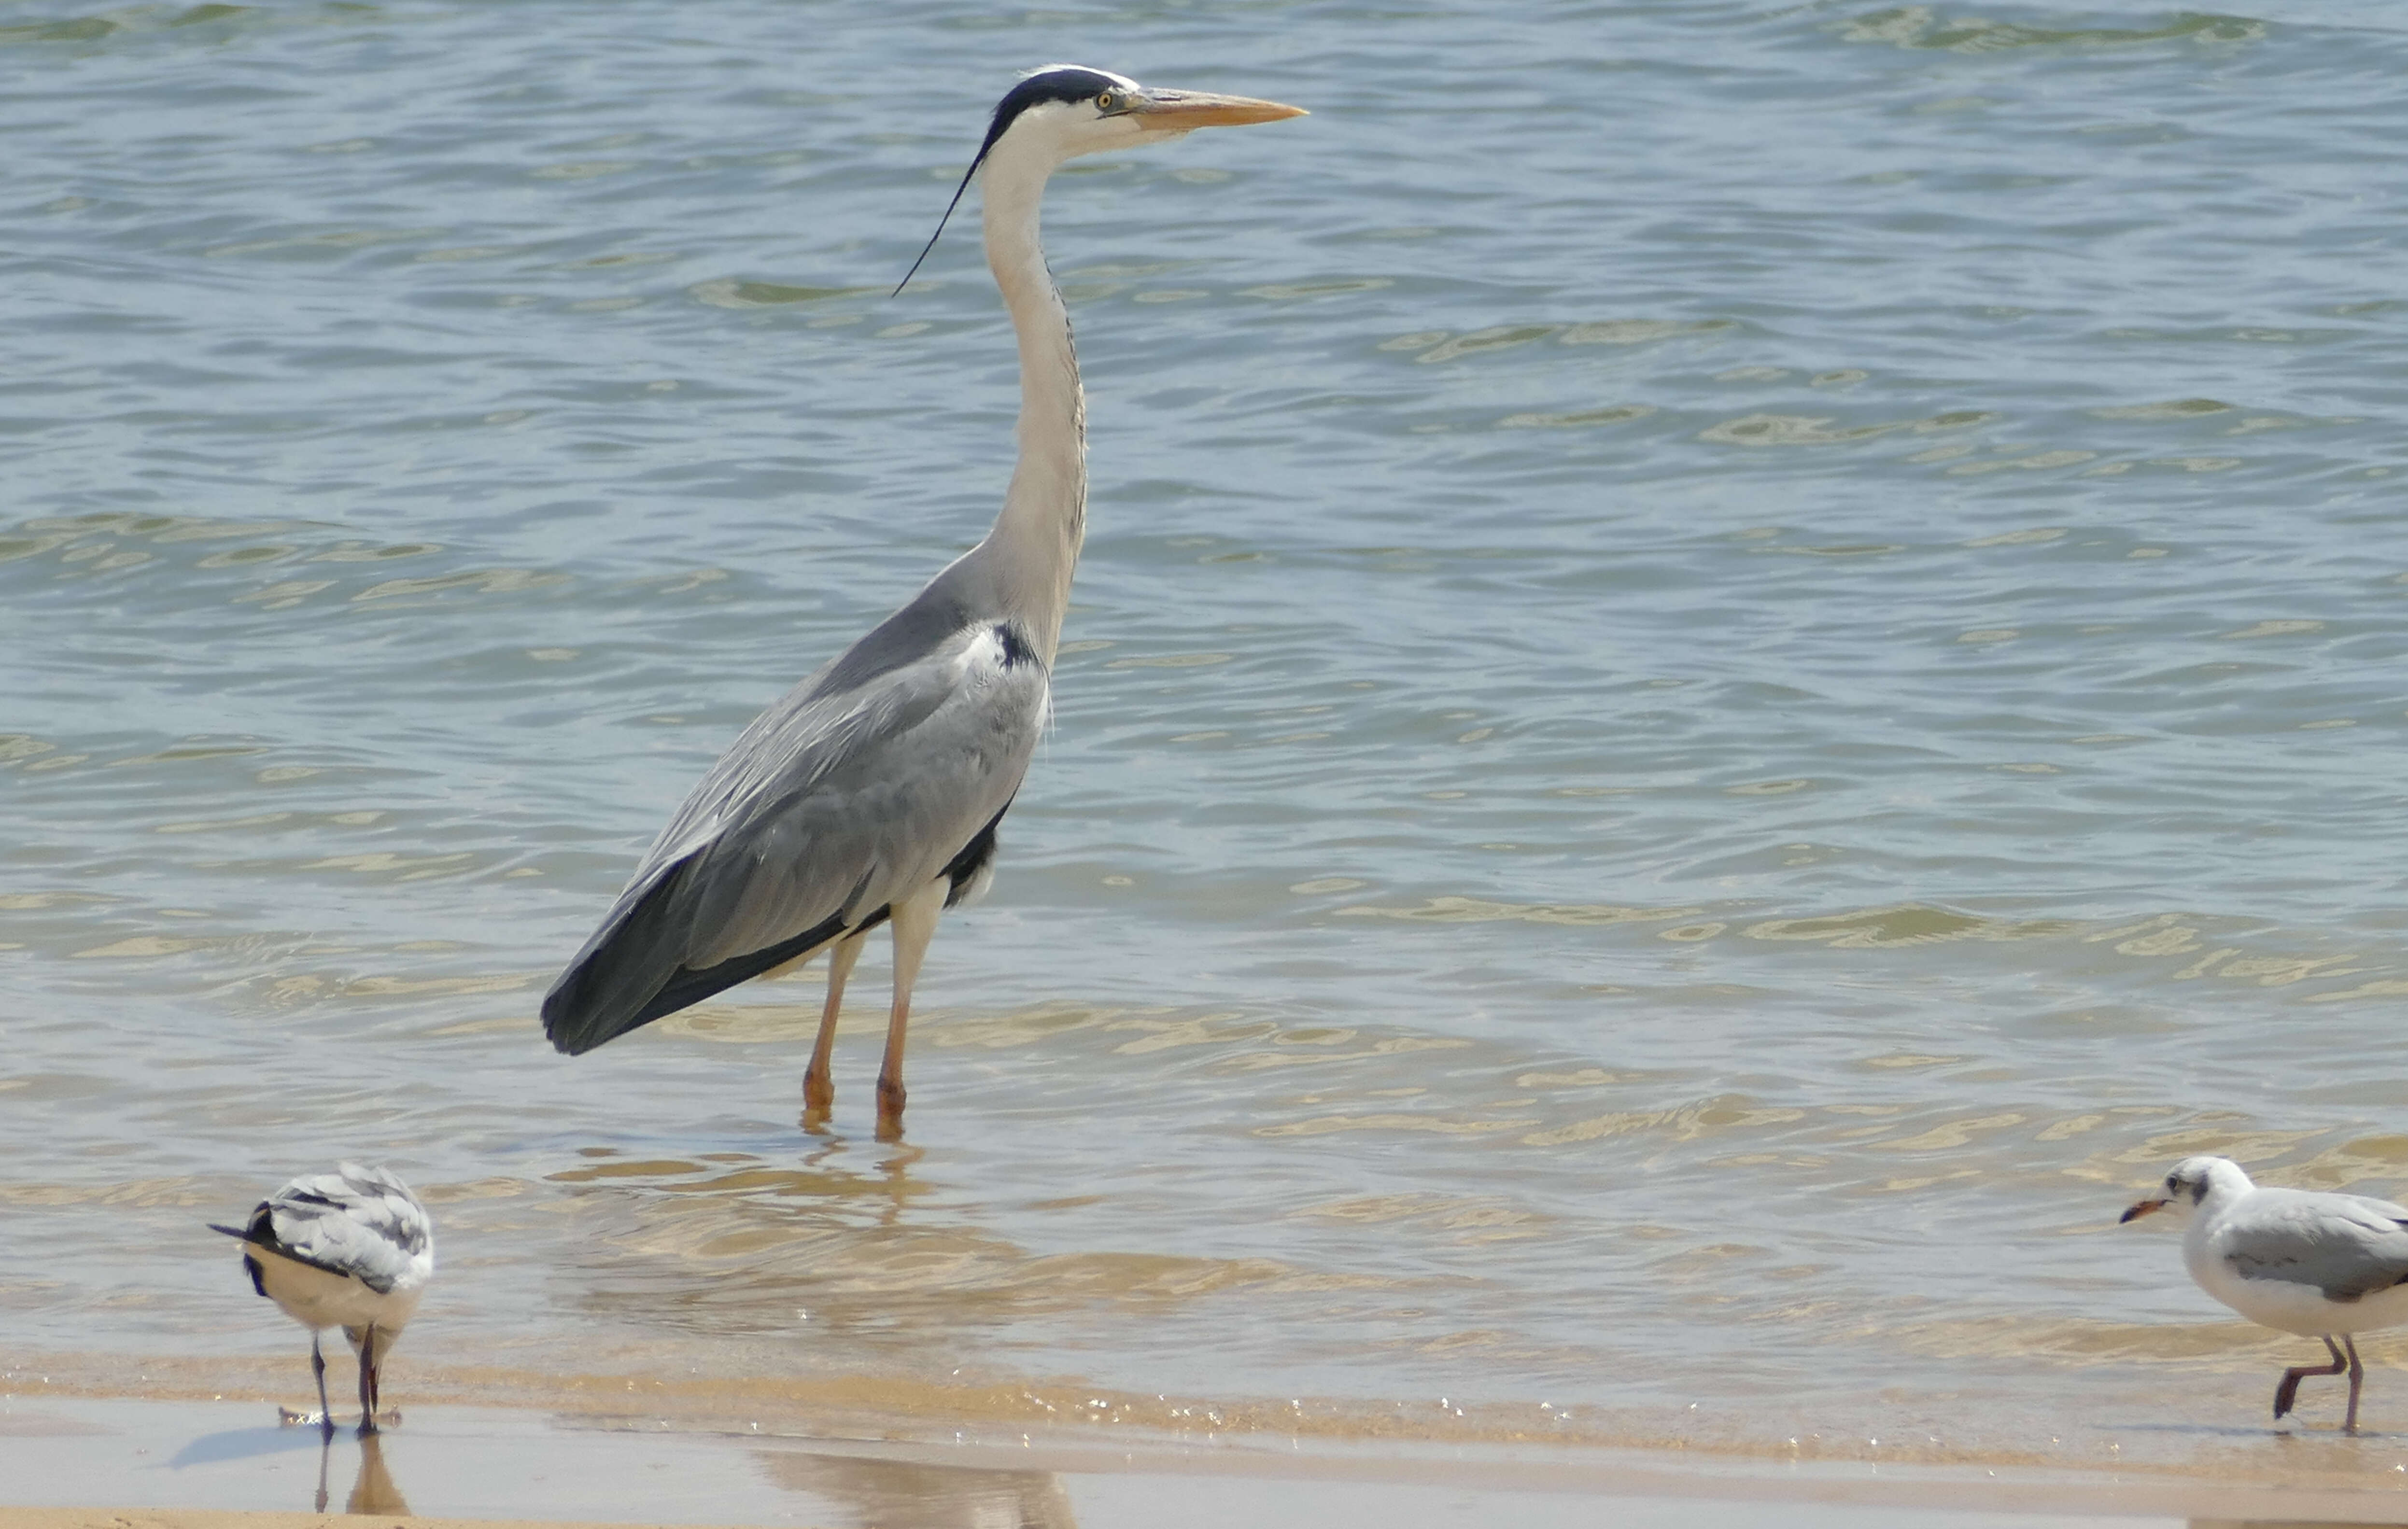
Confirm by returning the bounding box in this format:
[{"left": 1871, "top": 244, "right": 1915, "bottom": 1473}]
[{"left": 892, "top": 67, "right": 1127, "bottom": 297}]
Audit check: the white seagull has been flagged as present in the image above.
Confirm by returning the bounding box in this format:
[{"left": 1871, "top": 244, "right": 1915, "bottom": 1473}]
[
  {"left": 2123, "top": 1154, "right": 2408, "bottom": 1432},
  {"left": 213, "top": 1163, "right": 435, "bottom": 1438}
]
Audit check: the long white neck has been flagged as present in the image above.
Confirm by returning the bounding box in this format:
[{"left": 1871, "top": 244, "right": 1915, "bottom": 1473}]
[{"left": 973, "top": 146, "right": 1085, "bottom": 662}]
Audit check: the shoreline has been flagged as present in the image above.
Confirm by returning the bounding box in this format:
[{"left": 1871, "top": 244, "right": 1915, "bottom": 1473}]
[
  {"left": 15, "top": 1347, "right": 2408, "bottom": 1481},
  {"left": 14, "top": 1375, "right": 2408, "bottom": 1526}
]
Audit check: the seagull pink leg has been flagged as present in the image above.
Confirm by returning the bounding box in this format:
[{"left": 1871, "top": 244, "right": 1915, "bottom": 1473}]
[
  {"left": 355, "top": 1322, "right": 380, "bottom": 1436},
  {"left": 309, "top": 1333, "right": 333, "bottom": 1441},
  {"left": 2275, "top": 1335, "right": 2347, "bottom": 1423},
  {"left": 2344, "top": 1334, "right": 2366, "bottom": 1433}
]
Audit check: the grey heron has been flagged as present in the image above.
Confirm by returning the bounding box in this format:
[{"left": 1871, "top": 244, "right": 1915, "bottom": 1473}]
[
  {"left": 212, "top": 1163, "right": 435, "bottom": 1440},
  {"left": 2123, "top": 1155, "right": 2408, "bottom": 1431},
  {"left": 540, "top": 67, "right": 1304, "bottom": 1139}
]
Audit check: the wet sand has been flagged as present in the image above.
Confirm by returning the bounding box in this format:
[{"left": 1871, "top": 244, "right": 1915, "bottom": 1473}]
[{"left": 14, "top": 1389, "right": 2408, "bottom": 1529}]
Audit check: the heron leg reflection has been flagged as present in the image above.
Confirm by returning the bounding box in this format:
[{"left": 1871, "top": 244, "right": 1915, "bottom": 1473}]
[
  {"left": 2274, "top": 1334, "right": 2347, "bottom": 1423},
  {"left": 803, "top": 932, "right": 865, "bottom": 1129},
  {"left": 876, "top": 879, "right": 946, "bottom": 1141}
]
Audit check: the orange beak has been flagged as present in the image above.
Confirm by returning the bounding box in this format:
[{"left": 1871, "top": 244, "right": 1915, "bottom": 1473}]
[
  {"left": 1127, "top": 89, "right": 1308, "bottom": 128},
  {"left": 2119, "top": 1196, "right": 2168, "bottom": 1224}
]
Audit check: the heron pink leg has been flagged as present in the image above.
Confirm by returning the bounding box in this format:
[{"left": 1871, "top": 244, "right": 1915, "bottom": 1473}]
[
  {"left": 802, "top": 933, "right": 863, "bottom": 1128},
  {"left": 2274, "top": 1335, "right": 2347, "bottom": 1422},
  {"left": 876, "top": 879, "right": 948, "bottom": 1142}
]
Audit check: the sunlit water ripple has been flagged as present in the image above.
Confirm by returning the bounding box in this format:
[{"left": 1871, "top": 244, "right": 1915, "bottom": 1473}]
[{"left": 6, "top": 0, "right": 2408, "bottom": 1479}]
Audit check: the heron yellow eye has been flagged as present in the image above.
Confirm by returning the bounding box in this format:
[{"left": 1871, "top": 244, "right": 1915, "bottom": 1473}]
[{"left": 1096, "top": 91, "right": 1115, "bottom": 110}]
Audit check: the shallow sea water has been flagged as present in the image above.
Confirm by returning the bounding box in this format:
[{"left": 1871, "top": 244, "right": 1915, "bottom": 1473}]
[{"left": 7, "top": 0, "right": 2408, "bottom": 1486}]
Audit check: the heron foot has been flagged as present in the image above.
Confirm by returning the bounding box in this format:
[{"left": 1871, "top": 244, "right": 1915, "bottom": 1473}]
[
  {"left": 875, "top": 1076, "right": 906, "bottom": 1142},
  {"left": 803, "top": 1066, "right": 836, "bottom": 1132}
]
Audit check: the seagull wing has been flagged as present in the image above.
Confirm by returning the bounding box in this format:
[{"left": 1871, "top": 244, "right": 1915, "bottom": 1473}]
[
  {"left": 541, "top": 587, "right": 1048, "bottom": 1056},
  {"left": 2223, "top": 1190, "right": 2408, "bottom": 1302},
  {"left": 254, "top": 1164, "right": 436, "bottom": 1296}
]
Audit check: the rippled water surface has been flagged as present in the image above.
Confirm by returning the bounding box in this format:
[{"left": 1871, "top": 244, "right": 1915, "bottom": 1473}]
[{"left": 9, "top": 0, "right": 2408, "bottom": 1480}]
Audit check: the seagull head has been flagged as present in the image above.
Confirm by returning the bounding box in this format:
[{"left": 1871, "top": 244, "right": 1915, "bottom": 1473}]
[{"left": 2121, "top": 1154, "right": 2251, "bottom": 1223}]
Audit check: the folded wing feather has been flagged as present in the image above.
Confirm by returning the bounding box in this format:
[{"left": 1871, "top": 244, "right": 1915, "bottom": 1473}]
[
  {"left": 2226, "top": 1191, "right": 2408, "bottom": 1302},
  {"left": 542, "top": 597, "right": 1047, "bottom": 1054},
  {"left": 256, "top": 1164, "right": 433, "bottom": 1296}
]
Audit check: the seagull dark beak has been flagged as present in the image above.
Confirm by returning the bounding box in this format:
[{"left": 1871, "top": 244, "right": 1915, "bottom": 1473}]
[
  {"left": 1128, "top": 89, "right": 1307, "bottom": 129},
  {"left": 2120, "top": 1196, "right": 2168, "bottom": 1223}
]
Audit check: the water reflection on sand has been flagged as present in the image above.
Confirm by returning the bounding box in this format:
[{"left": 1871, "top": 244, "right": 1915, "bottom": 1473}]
[
  {"left": 760, "top": 1449, "right": 1076, "bottom": 1529},
  {"left": 334, "top": 1432, "right": 408, "bottom": 1516}
]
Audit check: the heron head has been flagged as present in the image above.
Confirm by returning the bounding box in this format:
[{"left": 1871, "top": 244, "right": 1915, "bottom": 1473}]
[
  {"left": 895, "top": 66, "right": 1304, "bottom": 294},
  {"left": 980, "top": 65, "right": 1307, "bottom": 163},
  {"left": 2120, "top": 1154, "right": 2245, "bottom": 1224}
]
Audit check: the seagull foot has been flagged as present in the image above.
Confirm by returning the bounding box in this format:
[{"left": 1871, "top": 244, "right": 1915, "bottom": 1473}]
[{"left": 276, "top": 1405, "right": 400, "bottom": 1430}]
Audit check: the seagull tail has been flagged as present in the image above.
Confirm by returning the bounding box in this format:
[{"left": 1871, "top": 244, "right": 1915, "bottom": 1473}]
[{"left": 210, "top": 1201, "right": 275, "bottom": 1243}]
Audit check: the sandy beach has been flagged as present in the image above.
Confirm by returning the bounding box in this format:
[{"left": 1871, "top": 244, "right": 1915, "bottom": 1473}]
[
  {"left": 4, "top": 1517, "right": 674, "bottom": 1529},
  {"left": 16, "top": 1370, "right": 2408, "bottom": 1529}
]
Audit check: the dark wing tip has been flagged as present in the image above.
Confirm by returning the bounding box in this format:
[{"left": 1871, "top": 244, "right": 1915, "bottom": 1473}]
[
  {"left": 212, "top": 1200, "right": 276, "bottom": 1244},
  {"left": 540, "top": 853, "right": 708, "bottom": 1058},
  {"left": 540, "top": 979, "right": 619, "bottom": 1056}
]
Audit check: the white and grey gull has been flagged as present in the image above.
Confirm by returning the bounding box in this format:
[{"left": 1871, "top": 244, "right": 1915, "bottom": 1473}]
[
  {"left": 538, "top": 67, "right": 1304, "bottom": 1140},
  {"left": 2123, "top": 1153, "right": 2408, "bottom": 1432},
  {"left": 213, "top": 1162, "right": 435, "bottom": 1438}
]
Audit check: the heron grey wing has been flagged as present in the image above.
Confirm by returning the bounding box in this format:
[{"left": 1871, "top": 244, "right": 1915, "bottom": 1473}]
[
  {"left": 266, "top": 1164, "right": 435, "bottom": 1295},
  {"left": 2224, "top": 1192, "right": 2408, "bottom": 1301},
  {"left": 673, "top": 620, "right": 1050, "bottom": 966},
  {"left": 542, "top": 614, "right": 1049, "bottom": 1052},
  {"left": 617, "top": 584, "right": 993, "bottom": 898}
]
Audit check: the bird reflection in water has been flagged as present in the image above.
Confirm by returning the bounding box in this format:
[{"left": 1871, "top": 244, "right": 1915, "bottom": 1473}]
[
  {"left": 760, "top": 1448, "right": 1073, "bottom": 1529},
  {"left": 303, "top": 1430, "right": 410, "bottom": 1515},
  {"left": 802, "top": 1135, "right": 924, "bottom": 1231}
]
